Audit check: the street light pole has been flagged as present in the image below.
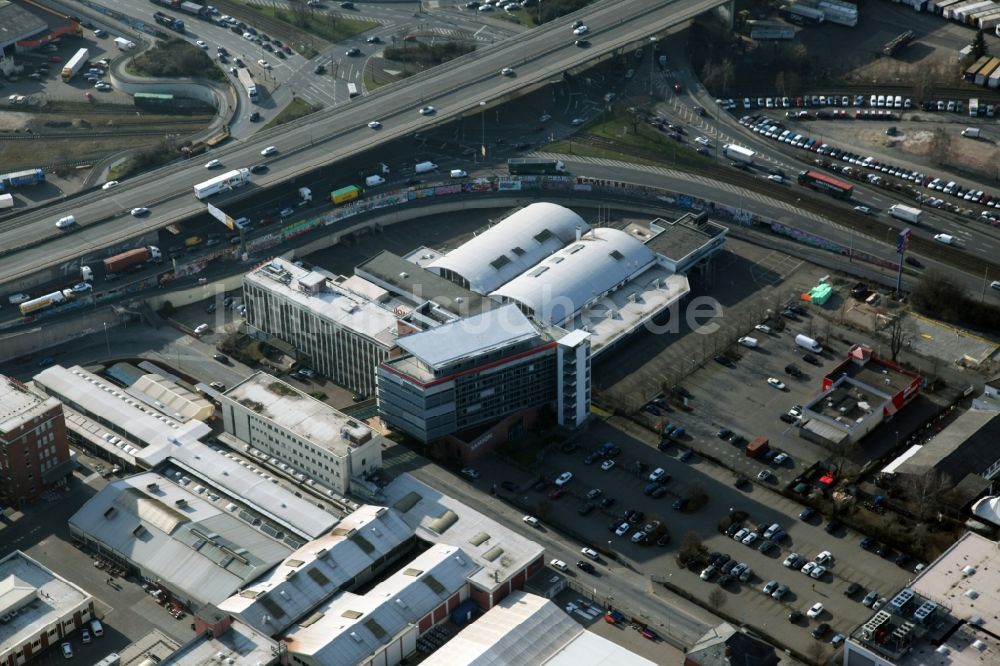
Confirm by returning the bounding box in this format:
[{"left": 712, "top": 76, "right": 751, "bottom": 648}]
[
  {"left": 102, "top": 322, "right": 110, "bottom": 356},
  {"left": 480, "top": 101, "right": 487, "bottom": 161}
]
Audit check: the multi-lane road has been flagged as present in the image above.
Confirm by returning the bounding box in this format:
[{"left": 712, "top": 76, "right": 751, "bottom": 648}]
[{"left": 0, "top": 0, "right": 728, "bottom": 289}]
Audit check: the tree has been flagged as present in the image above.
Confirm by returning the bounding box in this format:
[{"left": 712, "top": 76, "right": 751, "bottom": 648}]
[
  {"left": 928, "top": 128, "right": 951, "bottom": 167},
  {"left": 677, "top": 530, "right": 706, "bottom": 567},
  {"left": 708, "top": 588, "right": 726, "bottom": 609},
  {"left": 900, "top": 469, "right": 954, "bottom": 521},
  {"left": 887, "top": 313, "right": 909, "bottom": 361},
  {"left": 972, "top": 29, "right": 988, "bottom": 59}
]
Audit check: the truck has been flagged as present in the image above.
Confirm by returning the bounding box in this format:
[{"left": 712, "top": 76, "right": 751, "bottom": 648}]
[
  {"left": 414, "top": 161, "right": 437, "bottom": 174},
  {"left": 236, "top": 67, "right": 258, "bottom": 102},
  {"left": 962, "top": 127, "right": 982, "bottom": 138},
  {"left": 153, "top": 12, "right": 185, "bottom": 33},
  {"left": 331, "top": 185, "right": 361, "bottom": 205},
  {"left": 0, "top": 194, "right": 13, "bottom": 209},
  {"left": 102, "top": 246, "right": 163, "bottom": 276},
  {"left": 779, "top": 3, "right": 825, "bottom": 24},
  {"left": 150, "top": 0, "right": 182, "bottom": 8},
  {"left": 507, "top": 158, "right": 566, "bottom": 175},
  {"left": 179, "top": 1, "right": 209, "bottom": 17},
  {"left": 193, "top": 168, "right": 251, "bottom": 199},
  {"left": 888, "top": 203, "right": 923, "bottom": 224},
  {"left": 61, "top": 48, "right": 90, "bottom": 82},
  {"left": 365, "top": 175, "right": 386, "bottom": 187},
  {"left": 794, "top": 333, "right": 823, "bottom": 353},
  {"left": 723, "top": 144, "right": 755, "bottom": 164},
  {"left": 970, "top": 98, "right": 979, "bottom": 116},
  {"left": 19, "top": 289, "right": 75, "bottom": 316},
  {"left": 114, "top": 37, "right": 136, "bottom": 50},
  {"left": 746, "top": 436, "right": 770, "bottom": 459},
  {"left": 0, "top": 169, "right": 45, "bottom": 189},
  {"left": 298, "top": 187, "right": 312, "bottom": 204}
]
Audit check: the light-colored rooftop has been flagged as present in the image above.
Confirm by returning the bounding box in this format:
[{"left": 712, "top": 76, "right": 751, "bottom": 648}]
[
  {"left": 159, "top": 620, "right": 278, "bottom": 666},
  {"left": 246, "top": 258, "right": 400, "bottom": 348},
  {"left": 428, "top": 203, "right": 589, "bottom": 295},
  {"left": 0, "top": 374, "right": 59, "bottom": 436},
  {"left": 910, "top": 532, "right": 1000, "bottom": 632},
  {"left": 69, "top": 472, "right": 294, "bottom": 608},
  {"left": 0, "top": 551, "right": 92, "bottom": 659},
  {"left": 285, "top": 543, "right": 476, "bottom": 663},
  {"left": 490, "top": 227, "right": 659, "bottom": 327},
  {"left": 423, "top": 591, "right": 657, "bottom": 666},
  {"left": 224, "top": 372, "right": 374, "bottom": 457},
  {"left": 218, "top": 505, "right": 413, "bottom": 635},
  {"left": 382, "top": 474, "right": 544, "bottom": 593},
  {"left": 394, "top": 304, "right": 540, "bottom": 373},
  {"left": 132, "top": 374, "right": 214, "bottom": 422}
]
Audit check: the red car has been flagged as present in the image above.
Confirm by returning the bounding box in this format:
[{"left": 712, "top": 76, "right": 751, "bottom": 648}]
[
  {"left": 672, "top": 83, "right": 682, "bottom": 93},
  {"left": 548, "top": 487, "right": 566, "bottom": 500}
]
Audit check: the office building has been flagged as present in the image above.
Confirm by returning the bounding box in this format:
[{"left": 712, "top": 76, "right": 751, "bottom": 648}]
[
  {"left": 0, "top": 373, "right": 71, "bottom": 506},
  {"left": 220, "top": 372, "right": 381, "bottom": 495}
]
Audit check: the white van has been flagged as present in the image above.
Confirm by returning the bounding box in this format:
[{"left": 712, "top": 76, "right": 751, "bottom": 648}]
[
  {"left": 55, "top": 215, "right": 76, "bottom": 229},
  {"left": 90, "top": 619, "right": 104, "bottom": 637},
  {"left": 933, "top": 233, "right": 955, "bottom": 245},
  {"left": 364, "top": 175, "right": 385, "bottom": 187},
  {"left": 449, "top": 169, "right": 467, "bottom": 178},
  {"left": 738, "top": 336, "right": 758, "bottom": 348},
  {"left": 794, "top": 334, "right": 823, "bottom": 353}
]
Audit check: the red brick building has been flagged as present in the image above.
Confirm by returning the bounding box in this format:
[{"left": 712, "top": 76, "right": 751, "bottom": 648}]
[{"left": 0, "top": 374, "right": 71, "bottom": 507}]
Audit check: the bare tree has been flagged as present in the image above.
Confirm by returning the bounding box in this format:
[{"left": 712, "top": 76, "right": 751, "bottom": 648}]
[
  {"left": 929, "top": 128, "right": 952, "bottom": 167},
  {"left": 677, "top": 530, "right": 706, "bottom": 566},
  {"left": 708, "top": 588, "right": 726, "bottom": 609},
  {"left": 887, "top": 313, "right": 909, "bottom": 361},
  {"left": 900, "top": 470, "right": 954, "bottom": 521}
]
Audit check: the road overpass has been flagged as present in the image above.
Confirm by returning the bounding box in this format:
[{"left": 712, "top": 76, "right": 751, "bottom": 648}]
[{"left": 0, "top": 0, "right": 730, "bottom": 290}]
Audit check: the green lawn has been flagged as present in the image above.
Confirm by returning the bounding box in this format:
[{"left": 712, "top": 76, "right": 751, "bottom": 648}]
[
  {"left": 263, "top": 96, "right": 321, "bottom": 129},
  {"left": 249, "top": 4, "right": 378, "bottom": 44}
]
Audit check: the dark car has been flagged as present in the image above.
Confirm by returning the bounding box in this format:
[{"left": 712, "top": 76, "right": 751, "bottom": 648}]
[
  {"left": 600, "top": 497, "right": 616, "bottom": 509},
  {"left": 714, "top": 354, "right": 734, "bottom": 367},
  {"left": 651, "top": 485, "right": 668, "bottom": 499},
  {"left": 725, "top": 523, "right": 742, "bottom": 537},
  {"left": 629, "top": 510, "right": 644, "bottom": 524},
  {"left": 249, "top": 111, "right": 261, "bottom": 122},
  {"left": 734, "top": 476, "right": 750, "bottom": 490},
  {"left": 716, "top": 574, "right": 732, "bottom": 587},
  {"left": 500, "top": 481, "right": 518, "bottom": 492},
  {"left": 846, "top": 582, "right": 862, "bottom": 596},
  {"left": 578, "top": 503, "right": 594, "bottom": 516},
  {"left": 825, "top": 519, "right": 842, "bottom": 534},
  {"left": 314, "top": 64, "right": 326, "bottom": 74},
  {"left": 757, "top": 539, "right": 775, "bottom": 554},
  {"left": 513, "top": 142, "right": 531, "bottom": 151},
  {"left": 717, "top": 428, "right": 733, "bottom": 440},
  {"left": 345, "top": 47, "right": 361, "bottom": 56},
  {"left": 575, "top": 39, "right": 590, "bottom": 48},
  {"left": 812, "top": 623, "right": 830, "bottom": 639},
  {"left": 577, "top": 560, "right": 596, "bottom": 574},
  {"left": 656, "top": 534, "right": 670, "bottom": 547},
  {"left": 789, "top": 610, "right": 803, "bottom": 623},
  {"left": 730, "top": 435, "right": 747, "bottom": 447},
  {"left": 784, "top": 364, "right": 803, "bottom": 377},
  {"left": 802, "top": 354, "right": 821, "bottom": 366},
  {"left": 213, "top": 353, "right": 230, "bottom": 364},
  {"left": 250, "top": 163, "right": 268, "bottom": 174},
  {"left": 860, "top": 537, "right": 875, "bottom": 550},
  {"left": 905, "top": 256, "right": 923, "bottom": 268},
  {"left": 780, "top": 413, "right": 797, "bottom": 424},
  {"left": 672, "top": 498, "right": 689, "bottom": 511},
  {"left": 799, "top": 507, "right": 816, "bottom": 520},
  {"left": 720, "top": 560, "right": 738, "bottom": 575}
]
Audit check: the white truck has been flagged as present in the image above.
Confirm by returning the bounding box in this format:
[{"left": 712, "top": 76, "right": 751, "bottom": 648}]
[
  {"left": 414, "top": 161, "right": 437, "bottom": 174},
  {"left": 961, "top": 127, "right": 981, "bottom": 138},
  {"left": 888, "top": 204, "right": 922, "bottom": 224},
  {"left": 298, "top": 187, "right": 312, "bottom": 203},
  {"left": 0, "top": 194, "right": 13, "bottom": 209},
  {"left": 114, "top": 37, "right": 136, "bottom": 50},
  {"left": 193, "top": 168, "right": 251, "bottom": 199},
  {"left": 364, "top": 175, "right": 386, "bottom": 187},
  {"left": 723, "top": 144, "right": 756, "bottom": 164}
]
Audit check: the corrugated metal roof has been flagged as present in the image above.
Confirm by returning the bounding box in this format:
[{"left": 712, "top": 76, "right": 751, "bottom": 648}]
[
  {"left": 69, "top": 473, "right": 292, "bottom": 608},
  {"left": 395, "top": 305, "right": 539, "bottom": 372},
  {"left": 428, "top": 203, "right": 588, "bottom": 294},
  {"left": 490, "top": 228, "right": 658, "bottom": 326},
  {"left": 285, "top": 544, "right": 474, "bottom": 662}
]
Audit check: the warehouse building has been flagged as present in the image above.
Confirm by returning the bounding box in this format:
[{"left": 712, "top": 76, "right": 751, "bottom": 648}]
[
  {"left": 220, "top": 372, "right": 382, "bottom": 496},
  {"left": 0, "top": 550, "right": 95, "bottom": 666}
]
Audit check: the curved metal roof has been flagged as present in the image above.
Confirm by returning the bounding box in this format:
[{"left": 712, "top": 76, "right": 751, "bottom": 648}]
[
  {"left": 490, "top": 228, "right": 658, "bottom": 326},
  {"left": 427, "top": 203, "right": 588, "bottom": 294}
]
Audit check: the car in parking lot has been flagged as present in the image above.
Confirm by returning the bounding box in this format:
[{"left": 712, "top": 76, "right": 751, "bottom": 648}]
[
  {"left": 61, "top": 642, "right": 73, "bottom": 658},
  {"left": 812, "top": 623, "right": 830, "bottom": 639},
  {"left": 733, "top": 528, "right": 749, "bottom": 542},
  {"left": 863, "top": 590, "right": 879, "bottom": 606},
  {"left": 762, "top": 580, "right": 778, "bottom": 595},
  {"left": 615, "top": 522, "right": 630, "bottom": 537},
  {"left": 600, "top": 460, "right": 615, "bottom": 471},
  {"left": 554, "top": 471, "right": 573, "bottom": 486},
  {"left": 460, "top": 467, "right": 480, "bottom": 479}
]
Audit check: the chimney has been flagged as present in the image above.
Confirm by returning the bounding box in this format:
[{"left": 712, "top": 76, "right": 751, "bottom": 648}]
[{"left": 575, "top": 225, "right": 581, "bottom": 241}]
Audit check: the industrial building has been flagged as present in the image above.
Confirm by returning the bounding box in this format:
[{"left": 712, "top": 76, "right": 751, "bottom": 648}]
[
  {"left": 242, "top": 259, "right": 402, "bottom": 397},
  {"left": 844, "top": 532, "right": 999, "bottom": 665},
  {"left": 799, "top": 345, "right": 921, "bottom": 445},
  {"left": 422, "top": 591, "right": 658, "bottom": 666},
  {"left": 219, "top": 372, "right": 382, "bottom": 495},
  {"left": 0, "top": 550, "right": 95, "bottom": 666},
  {"left": 0, "top": 373, "right": 71, "bottom": 506}
]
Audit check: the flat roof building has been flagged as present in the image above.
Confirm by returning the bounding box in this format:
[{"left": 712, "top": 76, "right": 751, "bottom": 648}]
[
  {"left": 220, "top": 372, "right": 381, "bottom": 495},
  {"left": 243, "top": 258, "right": 403, "bottom": 397},
  {"left": 0, "top": 373, "right": 71, "bottom": 506},
  {"left": 0, "top": 550, "right": 95, "bottom": 666},
  {"left": 155, "top": 619, "right": 278, "bottom": 666}
]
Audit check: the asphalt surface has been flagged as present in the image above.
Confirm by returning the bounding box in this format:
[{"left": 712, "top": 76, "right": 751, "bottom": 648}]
[{"left": 0, "top": 0, "right": 725, "bottom": 285}]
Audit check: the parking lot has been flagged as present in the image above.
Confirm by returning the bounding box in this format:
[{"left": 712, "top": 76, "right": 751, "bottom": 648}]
[{"left": 511, "top": 417, "right": 913, "bottom": 657}]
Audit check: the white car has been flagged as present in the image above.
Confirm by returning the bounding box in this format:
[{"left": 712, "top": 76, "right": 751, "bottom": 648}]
[
  {"left": 205, "top": 159, "right": 222, "bottom": 169},
  {"left": 573, "top": 25, "right": 588, "bottom": 35},
  {"left": 367, "top": 121, "right": 382, "bottom": 129},
  {"left": 419, "top": 105, "right": 435, "bottom": 115},
  {"left": 523, "top": 515, "right": 539, "bottom": 527},
  {"left": 258, "top": 59, "right": 271, "bottom": 69},
  {"left": 694, "top": 136, "right": 711, "bottom": 146},
  {"left": 755, "top": 323, "right": 771, "bottom": 334},
  {"left": 260, "top": 145, "right": 277, "bottom": 156},
  {"left": 773, "top": 452, "right": 790, "bottom": 464},
  {"left": 130, "top": 207, "right": 150, "bottom": 217},
  {"left": 648, "top": 467, "right": 666, "bottom": 482},
  {"left": 809, "top": 564, "right": 827, "bottom": 579},
  {"left": 615, "top": 522, "right": 630, "bottom": 537},
  {"left": 733, "top": 528, "right": 749, "bottom": 542},
  {"left": 500, "top": 67, "right": 514, "bottom": 76},
  {"left": 807, "top": 602, "right": 824, "bottom": 618},
  {"left": 554, "top": 471, "right": 573, "bottom": 486},
  {"left": 741, "top": 531, "right": 758, "bottom": 545},
  {"left": 600, "top": 460, "right": 615, "bottom": 471},
  {"left": 783, "top": 553, "right": 800, "bottom": 567},
  {"left": 61, "top": 642, "right": 73, "bottom": 658},
  {"left": 460, "top": 467, "right": 480, "bottom": 479},
  {"left": 102, "top": 180, "right": 119, "bottom": 190},
  {"left": 801, "top": 561, "right": 816, "bottom": 576},
  {"left": 72, "top": 282, "right": 92, "bottom": 293},
  {"left": 549, "top": 558, "right": 568, "bottom": 571},
  {"left": 55, "top": 215, "right": 76, "bottom": 229},
  {"left": 700, "top": 565, "right": 716, "bottom": 580},
  {"left": 539, "top": 114, "right": 551, "bottom": 122},
  {"left": 814, "top": 550, "right": 832, "bottom": 565},
  {"left": 767, "top": 174, "right": 784, "bottom": 184},
  {"left": 762, "top": 580, "right": 778, "bottom": 595},
  {"left": 580, "top": 547, "right": 598, "bottom": 560},
  {"left": 196, "top": 40, "right": 207, "bottom": 48},
  {"left": 570, "top": 118, "right": 584, "bottom": 125},
  {"left": 767, "top": 377, "right": 786, "bottom": 390}
]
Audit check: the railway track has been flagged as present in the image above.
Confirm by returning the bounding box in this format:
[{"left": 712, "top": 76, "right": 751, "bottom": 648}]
[{"left": 0, "top": 128, "right": 202, "bottom": 141}]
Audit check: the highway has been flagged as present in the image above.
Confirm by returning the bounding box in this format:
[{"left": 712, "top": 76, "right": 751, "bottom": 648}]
[{"left": 0, "top": 0, "right": 728, "bottom": 289}]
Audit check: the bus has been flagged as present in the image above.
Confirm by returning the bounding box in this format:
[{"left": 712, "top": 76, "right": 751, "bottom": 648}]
[
  {"left": 237, "top": 67, "right": 258, "bottom": 102},
  {"left": 797, "top": 170, "right": 854, "bottom": 199},
  {"left": 347, "top": 82, "right": 359, "bottom": 98},
  {"left": 331, "top": 185, "right": 360, "bottom": 205}
]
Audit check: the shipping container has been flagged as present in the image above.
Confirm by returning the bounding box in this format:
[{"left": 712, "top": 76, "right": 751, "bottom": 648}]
[
  {"left": 331, "top": 185, "right": 361, "bottom": 204},
  {"left": 746, "top": 436, "right": 770, "bottom": 458},
  {"left": 964, "top": 55, "right": 991, "bottom": 80},
  {"left": 976, "top": 57, "right": 1000, "bottom": 85}
]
